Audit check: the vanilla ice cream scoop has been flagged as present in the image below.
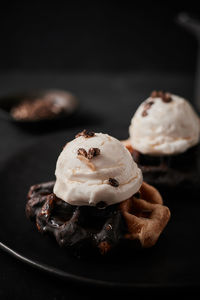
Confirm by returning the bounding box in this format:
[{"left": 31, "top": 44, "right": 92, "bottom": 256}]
[
  {"left": 129, "top": 92, "right": 200, "bottom": 155},
  {"left": 54, "top": 131, "right": 143, "bottom": 206}
]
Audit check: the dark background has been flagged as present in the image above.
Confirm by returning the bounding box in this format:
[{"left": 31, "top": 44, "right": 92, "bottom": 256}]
[
  {"left": 0, "top": 2, "right": 200, "bottom": 73},
  {"left": 1, "top": 2, "right": 200, "bottom": 300}
]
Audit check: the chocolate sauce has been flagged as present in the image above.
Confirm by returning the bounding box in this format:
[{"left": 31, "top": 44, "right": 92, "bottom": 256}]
[{"left": 26, "top": 181, "right": 127, "bottom": 255}]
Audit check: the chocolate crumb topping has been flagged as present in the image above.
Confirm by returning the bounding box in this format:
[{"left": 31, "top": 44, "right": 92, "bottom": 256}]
[
  {"left": 150, "top": 90, "right": 172, "bottom": 103},
  {"left": 142, "top": 110, "right": 148, "bottom": 117},
  {"left": 77, "top": 148, "right": 88, "bottom": 157},
  {"left": 150, "top": 90, "right": 159, "bottom": 98},
  {"left": 75, "top": 129, "right": 95, "bottom": 138},
  {"left": 108, "top": 178, "right": 119, "bottom": 187},
  {"left": 146, "top": 101, "right": 154, "bottom": 107},
  {"left": 142, "top": 100, "right": 154, "bottom": 117},
  {"left": 77, "top": 147, "right": 100, "bottom": 160},
  {"left": 162, "top": 92, "right": 172, "bottom": 103},
  {"left": 87, "top": 148, "right": 100, "bottom": 159}
]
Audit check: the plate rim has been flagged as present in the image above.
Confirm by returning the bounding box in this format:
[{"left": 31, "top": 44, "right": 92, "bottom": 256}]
[{"left": 0, "top": 240, "right": 198, "bottom": 289}]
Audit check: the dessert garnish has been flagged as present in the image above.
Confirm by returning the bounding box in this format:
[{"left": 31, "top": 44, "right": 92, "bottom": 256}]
[
  {"left": 75, "top": 129, "right": 95, "bottom": 138},
  {"left": 150, "top": 90, "right": 172, "bottom": 103},
  {"left": 87, "top": 147, "right": 100, "bottom": 159},
  {"left": 142, "top": 101, "right": 154, "bottom": 117},
  {"left": 77, "top": 148, "right": 88, "bottom": 157},
  {"left": 76, "top": 147, "right": 100, "bottom": 171},
  {"left": 142, "top": 91, "right": 172, "bottom": 117},
  {"left": 77, "top": 147, "right": 100, "bottom": 159},
  {"left": 108, "top": 178, "right": 119, "bottom": 187}
]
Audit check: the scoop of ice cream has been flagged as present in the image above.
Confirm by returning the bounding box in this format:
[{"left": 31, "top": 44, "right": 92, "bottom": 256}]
[
  {"left": 129, "top": 93, "right": 200, "bottom": 155},
  {"left": 54, "top": 132, "right": 143, "bottom": 206}
]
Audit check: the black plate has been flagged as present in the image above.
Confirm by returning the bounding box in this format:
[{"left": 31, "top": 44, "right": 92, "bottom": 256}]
[{"left": 0, "top": 131, "right": 200, "bottom": 289}]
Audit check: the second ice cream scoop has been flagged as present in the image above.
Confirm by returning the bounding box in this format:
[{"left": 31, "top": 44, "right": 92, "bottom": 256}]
[{"left": 129, "top": 92, "right": 200, "bottom": 155}]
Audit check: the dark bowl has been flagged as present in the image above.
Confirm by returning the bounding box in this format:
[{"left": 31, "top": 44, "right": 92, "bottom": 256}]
[{"left": 0, "top": 89, "right": 79, "bottom": 124}]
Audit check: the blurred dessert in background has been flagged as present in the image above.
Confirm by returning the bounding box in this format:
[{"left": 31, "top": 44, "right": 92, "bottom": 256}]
[
  {"left": 11, "top": 90, "right": 77, "bottom": 121},
  {"left": 123, "top": 91, "right": 200, "bottom": 190}
]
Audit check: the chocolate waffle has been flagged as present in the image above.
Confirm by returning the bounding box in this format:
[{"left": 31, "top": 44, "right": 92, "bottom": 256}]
[
  {"left": 122, "top": 139, "right": 199, "bottom": 189},
  {"left": 26, "top": 181, "right": 170, "bottom": 256}
]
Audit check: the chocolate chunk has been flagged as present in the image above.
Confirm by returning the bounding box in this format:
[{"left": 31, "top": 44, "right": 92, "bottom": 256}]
[
  {"left": 108, "top": 178, "right": 119, "bottom": 187},
  {"left": 150, "top": 90, "right": 172, "bottom": 103},
  {"left": 162, "top": 93, "right": 172, "bottom": 103},
  {"left": 151, "top": 90, "right": 162, "bottom": 98},
  {"left": 75, "top": 131, "right": 83, "bottom": 138},
  {"left": 146, "top": 101, "right": 154, "bottom": 107},
  {"left": 151, "top": 90, "right": 164, "bottom": 98},
  {"left": 75, "top": 129, "right": 95, "bottom": 138},
  {"left": 142, "top": 110, "right": 148, "bottom": 117},
  {"left": 142, "top": 100, "right": 154, "bottom": 117},
  {"left": 150, "top": 90, "right": 158, "bottom": 98},
  {"left": 87, "top": 148, "right": 100, "bottom": 159},
  {"left": 77, "top": 147, "right": 100, "bottom": 160},
  {"left": 77, "top": 148, "right": 88, "bottom": 157}
]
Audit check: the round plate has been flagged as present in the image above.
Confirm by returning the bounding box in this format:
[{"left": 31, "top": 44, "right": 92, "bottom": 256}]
[{"left": 0, "top": 131, "right": 200, "bottom": 288}]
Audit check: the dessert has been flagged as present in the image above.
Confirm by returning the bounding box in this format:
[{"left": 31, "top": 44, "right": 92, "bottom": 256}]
[
  {"left": 11, "top": 90, "right": 77, "bottom": 121},
  {"left": 26, "top": 130, "right": 170, "bottom": 256},
  {"left": 123, "top": 91, "right": 200, "bottom": 190}
]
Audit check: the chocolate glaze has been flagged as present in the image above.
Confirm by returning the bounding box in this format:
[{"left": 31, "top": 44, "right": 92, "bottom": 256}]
[{"left": 26, "top": 181, "right": 127, "bottom": 256}]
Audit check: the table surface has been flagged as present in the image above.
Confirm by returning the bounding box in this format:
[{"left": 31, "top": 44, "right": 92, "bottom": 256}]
[{"left": 0, "top": 71, "right": 198, "bottom": 299}]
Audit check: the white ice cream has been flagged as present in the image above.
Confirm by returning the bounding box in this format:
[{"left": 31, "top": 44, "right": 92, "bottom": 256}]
[
  {"left": 54, "top": 132, "right": 143, "bottom": 206},
  {"left": 129, "top": 94, "right": 200, "bottom": 155}
]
